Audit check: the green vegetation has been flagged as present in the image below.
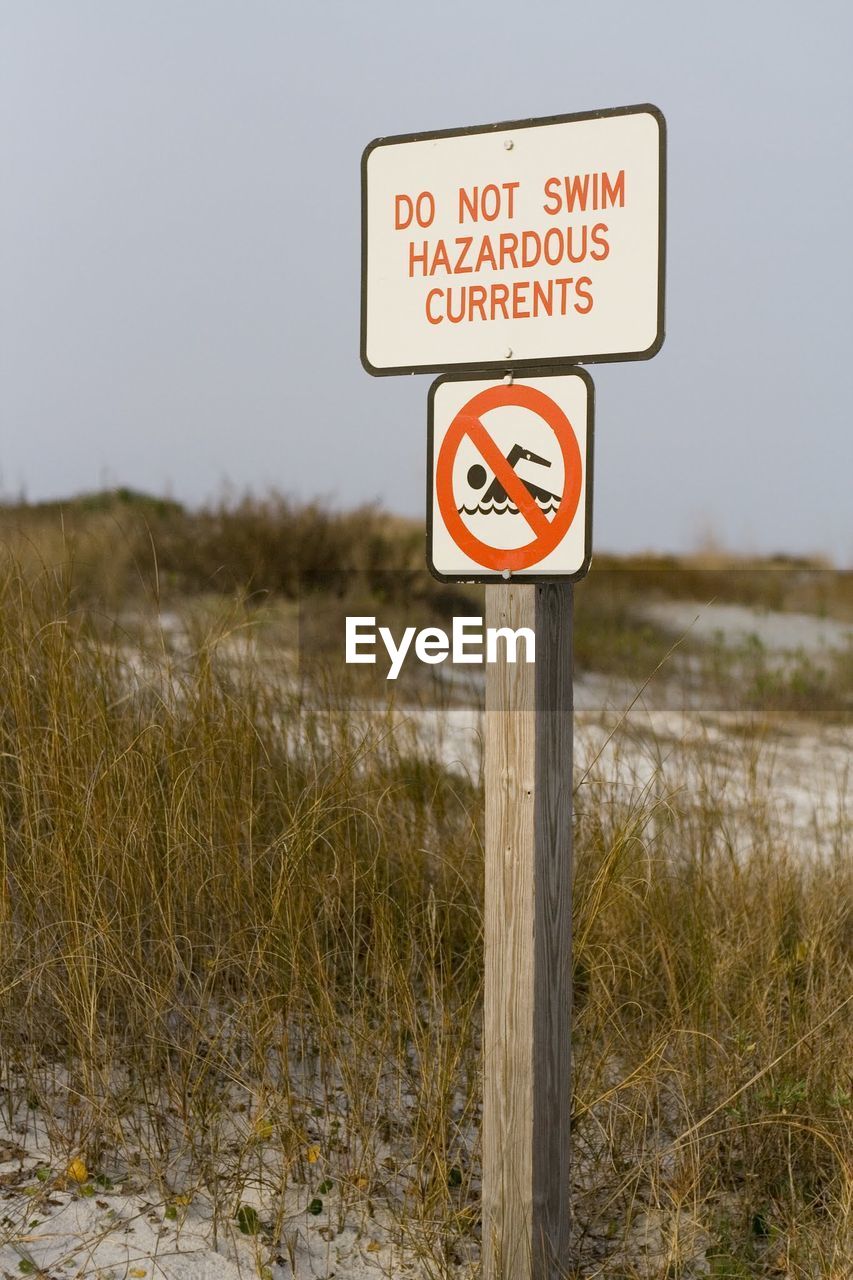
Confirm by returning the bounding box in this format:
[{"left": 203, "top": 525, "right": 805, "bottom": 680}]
[
  {"left": 0, "top": 487, "right": 425, "bottom": 606},
  {"left": 0, "top": 496, "right": 850, "bottom": 1276}
]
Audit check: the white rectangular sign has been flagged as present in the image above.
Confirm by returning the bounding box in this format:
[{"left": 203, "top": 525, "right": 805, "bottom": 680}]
[{"left": 362, "top": 105, "right": 665, "bottom": 376}]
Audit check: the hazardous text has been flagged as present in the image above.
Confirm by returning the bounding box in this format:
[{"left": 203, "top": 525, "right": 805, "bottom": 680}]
[{"left": 392, "top": 171, "right": 625, "bottom": 326}]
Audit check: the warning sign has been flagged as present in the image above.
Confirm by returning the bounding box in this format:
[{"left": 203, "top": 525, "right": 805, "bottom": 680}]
[
  {"left": 362, "top": 104, "right": 665, "bottom": 376},
  {"left": 427, "top": 370, "right": 593, "bottom": 582}
]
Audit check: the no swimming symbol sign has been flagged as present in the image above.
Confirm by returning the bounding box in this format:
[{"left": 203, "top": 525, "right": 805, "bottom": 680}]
[{"left": 427, "top": 369, "right": 593, "bottom": 582}]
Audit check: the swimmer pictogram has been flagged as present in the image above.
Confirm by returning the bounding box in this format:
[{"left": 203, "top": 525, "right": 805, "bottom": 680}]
[{"left": 459, "top": 445, "right": 562, "bottom": 517}]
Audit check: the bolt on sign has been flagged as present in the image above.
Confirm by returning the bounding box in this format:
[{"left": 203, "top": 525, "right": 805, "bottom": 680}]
[
  {"left": 427, "top": 370, "right": 592, "bottom": 582},
  {"left": 361, "top": 104, "right": 665, "bottom": 376}
]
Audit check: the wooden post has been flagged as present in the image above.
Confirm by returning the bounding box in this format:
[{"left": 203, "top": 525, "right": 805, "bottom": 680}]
[{"left": 483, "top": 581, "right": 574, "bottom": 1280}]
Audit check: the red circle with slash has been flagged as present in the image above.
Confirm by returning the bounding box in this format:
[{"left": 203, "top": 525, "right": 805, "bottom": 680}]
[{"left": 435, "top": 383, "right": 583, "bottom": 571}]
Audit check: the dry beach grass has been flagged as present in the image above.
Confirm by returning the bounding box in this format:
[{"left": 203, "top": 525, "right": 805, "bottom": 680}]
[{"left": 0, "top": 495, "right": 850, "bottom": 1278}]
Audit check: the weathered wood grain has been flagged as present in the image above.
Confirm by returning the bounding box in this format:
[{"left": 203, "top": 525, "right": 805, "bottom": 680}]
[
  {"left": 532, "top": 582, "right": 573, "bottom": 1276},
  {"left": 483, "top": 582, "right": 573, "bottom": 1280}
]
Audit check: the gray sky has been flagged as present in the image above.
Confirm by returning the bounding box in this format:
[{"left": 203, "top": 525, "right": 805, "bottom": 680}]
[{"left": 2, "top": 0, "right": 851, "bottom": 562}]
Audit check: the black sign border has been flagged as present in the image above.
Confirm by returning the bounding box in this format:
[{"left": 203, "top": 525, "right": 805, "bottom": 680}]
[
  {"left": 426, "top": 366, "right": 594, "bottom": 585},
  {"left": 361, "top": 103, "right": 666, "bottom": 377}
]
